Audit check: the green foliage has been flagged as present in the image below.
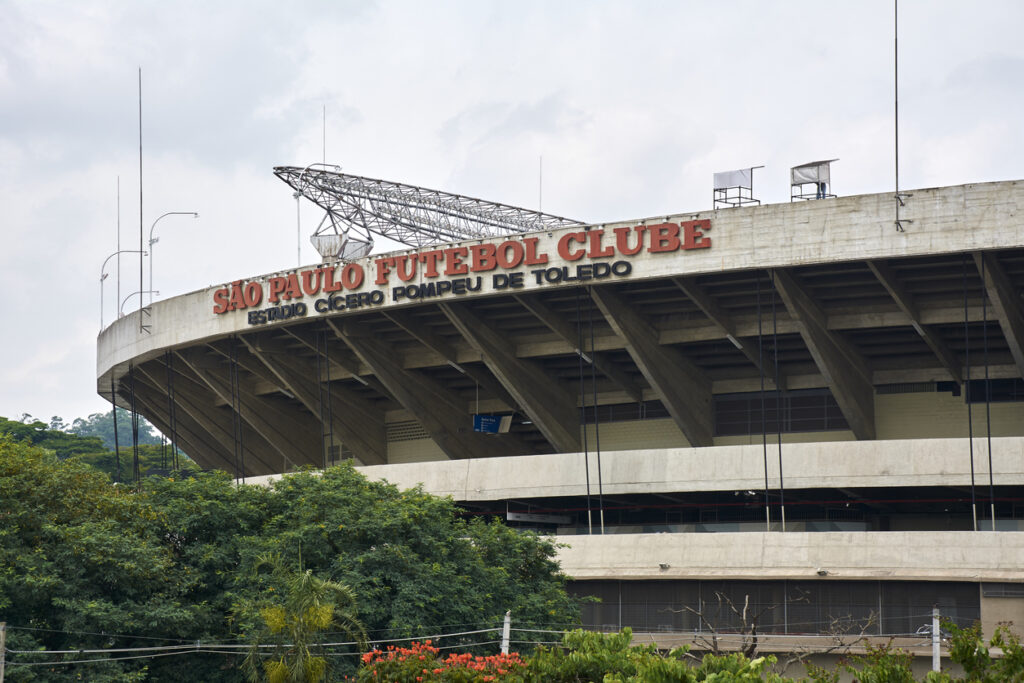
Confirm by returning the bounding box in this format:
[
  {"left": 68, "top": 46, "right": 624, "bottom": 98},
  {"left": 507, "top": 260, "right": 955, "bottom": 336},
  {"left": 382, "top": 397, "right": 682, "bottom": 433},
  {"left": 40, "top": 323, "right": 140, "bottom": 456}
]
[
  {"left": 0, "top": 414, "right": 194, "bottom": 480},
  {"left": 237, "top": 554, "right": 366, "bottom": 683},
  {"left": 0, "top": 415, "right": 109, "bottom": 458},
  {"left": 942, "top": 620, "right": 1024, "bottom": 683},
  {"left": 0, "top": 435, "right": 201, "bottom": 682},
  {"left": 0, "top": 441, "right": 578, "bottom": 681},
  {"left": 245, "top": 466, "right": 580, "bottom": 643},
  {"left": 842, "top": 643, "right": 916, "bottom": 683},
  {"left": 69, "top": 409, "right": 162, "bottom": 448}
]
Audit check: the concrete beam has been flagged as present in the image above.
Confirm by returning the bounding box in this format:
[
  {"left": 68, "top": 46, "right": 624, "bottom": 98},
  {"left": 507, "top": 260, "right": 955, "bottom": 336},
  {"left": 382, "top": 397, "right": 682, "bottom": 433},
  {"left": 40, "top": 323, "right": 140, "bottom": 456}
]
[
  {"left": 133, "top": 361, "right": 282, "bottom": 475},
  {"left": 119, "top": 373, "right": 236, "bottom": 472},
  {"left": 233, "top": 336, "right": 387, "bottom": 465},
  {"left": 513, "top": 293, "right": 644, "bottom": 403},
  {"left": 279, "top": 327, "right": 395, "bottom": 399},
  {"left": 772, "top": 269, "right": 876, "bottom": 440},
  {"left": 330, "top": 319, "right": 532, "bottom": 460},
  {"left": 439, "top": 301, "right": 582, "bottom": 453},
  {"left": 671, "top": 276, "right": 781, "bottom": 387},
  {"left": 355, "top": 437, "right": 1023, "bottom": 502},
  {"left": 975, "top": 251, "right": 1024, "bottom": 379},
  {"left": 176, "top": 348, "right": 323, "bottom": 467},
  {"left": 383, "top": 309, "right": 518, "bottom": 409},
  {"left": 867, "top": 260, "right": 962, "bottom": 384},
  {"left": 590, "top": 286, "right": 714, "bottom": 447}
]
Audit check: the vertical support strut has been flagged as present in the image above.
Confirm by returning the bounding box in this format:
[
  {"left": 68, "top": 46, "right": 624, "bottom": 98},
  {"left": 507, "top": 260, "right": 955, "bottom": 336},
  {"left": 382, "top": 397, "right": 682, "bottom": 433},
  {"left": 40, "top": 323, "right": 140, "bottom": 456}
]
[
  {"left": 963, "top": 255, "right": 978, "bottom": 531},
  {"left": 165, "top": 350, "right": 180, "bottom": 471},
  {"left": 229, "top": 336, "right": 246, "bottom": 483},
  {"left": 981, "top": 258, "right": 996, "bottom": 530},
  {"left": 772, "top": 270, "right": 786, "bottom": 531},
  {"left": 111, "top": 375, "right": 121, "bottom": 484},
  {"left": 575, "top": 290, "right": 593, "bottom": 534},
  {"left": 128, "top": 364, "right": 140, "bottom": 484},
  {"left": 315, "top": 329, "right": 336, "bottom": 469},
  {"left": 758, "top": 272, "right": 771, "bottom": 530},
  {"left": 588, "top": 288, "right": 604, "bottom": 534}
]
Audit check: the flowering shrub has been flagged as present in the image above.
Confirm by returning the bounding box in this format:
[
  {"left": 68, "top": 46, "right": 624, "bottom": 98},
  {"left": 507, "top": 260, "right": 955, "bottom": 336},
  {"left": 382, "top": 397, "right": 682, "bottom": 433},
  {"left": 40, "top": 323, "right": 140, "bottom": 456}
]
[{"left": 356, "top": 640, "right": 524, "bottom": 682}]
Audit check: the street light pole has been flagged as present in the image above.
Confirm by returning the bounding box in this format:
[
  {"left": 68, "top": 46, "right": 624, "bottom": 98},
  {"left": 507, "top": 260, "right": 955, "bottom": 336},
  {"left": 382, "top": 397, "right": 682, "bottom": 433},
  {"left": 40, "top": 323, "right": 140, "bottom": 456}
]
[
  {"left": 120, "top": 290, "right": 159, "bottom": 318},
  {"left": 148, "top": 211, "right": 198, "bottom": 307},
  {"left": 100, "top": 249, "right": 146, "bottom": 331}
]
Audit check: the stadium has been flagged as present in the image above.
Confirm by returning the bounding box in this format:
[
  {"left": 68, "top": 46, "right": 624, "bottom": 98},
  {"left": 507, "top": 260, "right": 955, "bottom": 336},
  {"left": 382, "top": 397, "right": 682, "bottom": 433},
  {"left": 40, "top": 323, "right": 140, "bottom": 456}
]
[{"left": 97, "top": 164, "right": 1024, "bottom": 662}]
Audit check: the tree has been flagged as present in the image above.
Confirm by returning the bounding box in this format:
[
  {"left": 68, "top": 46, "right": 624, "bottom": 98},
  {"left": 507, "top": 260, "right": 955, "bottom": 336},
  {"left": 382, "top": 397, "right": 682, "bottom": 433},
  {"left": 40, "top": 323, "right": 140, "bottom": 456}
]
[
  {"left": 0, "top": 435, "right": 202, "bottom": 682},
  {"left": 238, "top": 554, "right": 366, "bottom": 683},
  {"left": 247, "top": 465, "right": 580, "bottom": 644},
  {"left": 69, "top": 409, "right": 162, "bottom": 448},
  {"left": 0, "top": 440, "right": 578, "bottom": 682}
]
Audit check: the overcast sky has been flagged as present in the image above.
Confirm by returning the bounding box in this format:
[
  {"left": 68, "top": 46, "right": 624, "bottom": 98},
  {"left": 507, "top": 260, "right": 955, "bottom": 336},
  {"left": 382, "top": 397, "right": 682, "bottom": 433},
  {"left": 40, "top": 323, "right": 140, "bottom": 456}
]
[{"left": 1, "top": 0, "right": 1022, "bottom": 425}]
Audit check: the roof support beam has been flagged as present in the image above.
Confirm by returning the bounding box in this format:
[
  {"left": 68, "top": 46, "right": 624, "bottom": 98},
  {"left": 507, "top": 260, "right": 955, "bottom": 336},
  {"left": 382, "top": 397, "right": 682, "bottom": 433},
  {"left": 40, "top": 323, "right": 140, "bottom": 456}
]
[
  {"left": 772, "top": 269, "right": 876, "bottom": 440},
  {"left": 118, "top": 373, "right": 238, "bottom": 472},
  {"left": 513, "top": 293, "right": 644, "bottom": 403},
  {"left": 279, "top": 327, "right": 395, "bottom": 400},
  {"left": 134, "top": 360, "right": 282, "bottom": 474},
  {"left": 590, "top": 286, "right": 714, "bottom": 447},
  {"left": 176, "top": 348, "right": 322, "bottom": 467},
  {"left": 867, "top": 260, "right": 962, "bottom": 384},
  {"left": 329, "top": 319, "right": 532, "bottom": 460},
  {"left": 383, "top": 310, "right": 518, "bottom": 409},
  {"left": 438, "top": 301, "right": 582, "bottom": 453},
  {"left": 974, "top": 251, "right": 1024, "bottom": 379},
  {"left": 233, "top": 336, "right": 387, "bottom": 465},
  {"left": 671, "top": 276, "right": 781, "bottom": 386}
]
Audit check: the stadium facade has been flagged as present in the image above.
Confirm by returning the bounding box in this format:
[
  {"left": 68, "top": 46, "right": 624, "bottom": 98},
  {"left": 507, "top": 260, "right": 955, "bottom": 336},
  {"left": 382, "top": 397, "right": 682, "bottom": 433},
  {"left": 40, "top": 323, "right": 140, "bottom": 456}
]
[{"left": 97, "top": 178, "right": 1024, "bottom": 656}]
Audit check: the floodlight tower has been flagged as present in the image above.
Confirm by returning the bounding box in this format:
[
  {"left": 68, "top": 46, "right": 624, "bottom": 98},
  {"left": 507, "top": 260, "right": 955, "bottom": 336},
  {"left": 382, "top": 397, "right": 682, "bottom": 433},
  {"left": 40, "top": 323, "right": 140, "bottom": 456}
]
[{"left": 274, "top": 165, "right": 586, "bottom": 261}]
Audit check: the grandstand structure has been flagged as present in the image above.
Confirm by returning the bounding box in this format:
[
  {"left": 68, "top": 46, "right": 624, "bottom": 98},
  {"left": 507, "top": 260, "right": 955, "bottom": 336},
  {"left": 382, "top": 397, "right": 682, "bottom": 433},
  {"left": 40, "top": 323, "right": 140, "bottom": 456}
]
[{"left": 98, "top": 170, "right": 1024, "bottom": 655}]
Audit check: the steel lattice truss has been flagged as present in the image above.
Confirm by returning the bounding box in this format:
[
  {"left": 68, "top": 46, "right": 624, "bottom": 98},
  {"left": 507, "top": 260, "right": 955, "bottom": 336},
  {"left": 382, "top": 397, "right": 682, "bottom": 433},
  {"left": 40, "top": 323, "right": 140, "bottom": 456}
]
[{"left": 274, "top": 165, "right": 585, "bottom": 257}]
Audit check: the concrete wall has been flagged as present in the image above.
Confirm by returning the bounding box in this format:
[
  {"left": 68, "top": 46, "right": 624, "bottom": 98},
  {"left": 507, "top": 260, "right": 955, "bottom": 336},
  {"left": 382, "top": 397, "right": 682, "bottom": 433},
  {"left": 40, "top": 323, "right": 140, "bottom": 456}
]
[
  {"left": 876, "top": 392, "right": 1024, "bottom": 440},
  {"left": 981, "top": 594, "right": 1024, "bottom": 637},
  {"left": 356, "top": 437, "right": 1024, "bottom": 502},
  {"left": 97, "top": 179, "right": 1024, "bottom": 390},
  {"left": 555, "top": 531, "right": 1024, "bottom": 582}
]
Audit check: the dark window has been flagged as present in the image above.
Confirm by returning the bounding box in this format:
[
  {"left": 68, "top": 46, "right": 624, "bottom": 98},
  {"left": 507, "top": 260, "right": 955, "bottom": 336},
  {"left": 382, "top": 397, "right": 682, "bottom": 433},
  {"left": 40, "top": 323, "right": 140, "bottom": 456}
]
[
  {"left": 570, "top": 580, "right": 979, "bottom": 635},
  {"left": 965, "top": 378, "right": 1024, "bottom": 403},
  {"left": 981, "top": 582, "right": 1024, "bottom": 598},
  {"left": 714, "top": 389, "right": 849, "bottom": 437}
]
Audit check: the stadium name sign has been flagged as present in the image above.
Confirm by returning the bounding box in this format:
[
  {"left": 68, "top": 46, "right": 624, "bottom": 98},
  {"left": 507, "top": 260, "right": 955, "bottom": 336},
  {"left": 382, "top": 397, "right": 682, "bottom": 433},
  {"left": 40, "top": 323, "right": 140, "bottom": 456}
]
[{"left": 212, "top": 220, "right": 711, "bottom": 325}]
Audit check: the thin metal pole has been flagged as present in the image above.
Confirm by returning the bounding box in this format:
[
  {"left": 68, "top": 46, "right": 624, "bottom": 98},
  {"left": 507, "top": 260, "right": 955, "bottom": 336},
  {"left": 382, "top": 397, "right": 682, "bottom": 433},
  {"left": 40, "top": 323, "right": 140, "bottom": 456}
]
[
  {"left": 111, "top": 376, "right": 121, "bottom": 484},
  {"left": 895, "top": 0, "right": 902, "bottom": 232},
  {"left": 588, "top": 288, "right": 605, "bottom": 534},
  {"left": 138, "top": 67, "right": 144, "bottom": 331},
  {"left": 539, "top": 156, "right": 543, "bottom": 212},
  {"left": 325, "top": 330, "right": 334, "bottom": 467},
  {"left": 758, "top": 273, "right": 770, "bottom": 530},
  {"left": 316, "top": 331, "right": 327, "bottom": 470},
  {"left": 773, "top": 271, "right": 786, "bottom": 531},
  {"left": 229, "top": 336, "right": 245, "bottom": 483},
  {"left": 129, "top": 364, "right": 140, "bottom": 484},
  {"left": 116, "top": 176, "right": 121, "bottom": 321},
  {"left": 165, "top": 350, "right": 179, "bottom": 471},
  {"left": 964, "top": 255, "right": 977, "bottom": 531},
  {"left": 982, "top": 258, "right": 996, "bottom": 530},
  {"left": 576, "top": 289, "right": 592, "bottom": 534}
]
